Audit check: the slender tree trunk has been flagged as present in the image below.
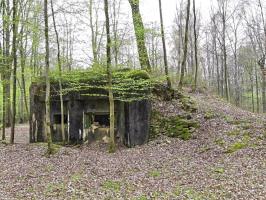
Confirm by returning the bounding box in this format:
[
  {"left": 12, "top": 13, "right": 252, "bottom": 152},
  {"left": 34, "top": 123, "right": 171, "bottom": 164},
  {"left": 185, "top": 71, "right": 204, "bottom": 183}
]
[
  {"left": 221, "top": 3, "right": 229, "bottom": 101},
  {"left": 178, "top": 0, "right": 190, "bottom": 89},
  {"left": 2, "top": 0, "right": 6, "bottom": 140},
  {"left": 19, "top": 28, "right": 29, "bottom": 119},
  {"left": 255, "top": 66, "right": 260, "bottom": 113},
  {"left": 89, "top": 0, "right": 98, "bottom": 63},
  {"left": 128, "top": 0, "right": 151, "bottom": 71},
  {"left": 44, "top": 0, "right": 52, "bottom": 154},
  {"left": 158, "top": 0, "right": 172, "bottom": 89},
  {"left": 104, "top": 0, "right": 115, "bottom": 152},
  {"left": 192, "top": 0, "right": 198, "bottom": 91},
  {"left": 51, "top": 0, "right": 66, "bottom": 145},
  {"left": 10, "top": 0, "right": 18, "bottom": 144},
  {"left": 262, "top": 75, "right": 266, "bottom": 112},
  {"left": 214, "top": 40, "right": 220, "bottom": 94},
  {"left": 252, "top": 81, "right": 255, "bottom": 112},
  {"left": 4, "top": 0, "right": 11, "bottom": 128}
]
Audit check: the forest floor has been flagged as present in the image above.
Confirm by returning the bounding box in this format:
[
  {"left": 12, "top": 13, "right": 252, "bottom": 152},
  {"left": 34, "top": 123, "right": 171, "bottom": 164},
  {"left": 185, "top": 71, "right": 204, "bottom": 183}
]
[{"left": 0, "top": 91, "right": 265, "bottom": 200}]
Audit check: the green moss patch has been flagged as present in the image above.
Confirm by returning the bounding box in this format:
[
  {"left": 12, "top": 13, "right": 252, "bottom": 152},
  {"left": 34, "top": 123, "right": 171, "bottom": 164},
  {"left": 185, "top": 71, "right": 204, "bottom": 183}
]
[{"left": 151, "top": 112, "right": 200, "bottom": 140}]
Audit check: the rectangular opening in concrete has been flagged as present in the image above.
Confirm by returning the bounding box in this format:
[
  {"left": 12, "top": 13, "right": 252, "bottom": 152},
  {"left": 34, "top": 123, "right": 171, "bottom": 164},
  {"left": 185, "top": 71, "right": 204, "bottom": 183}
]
[
  {"left": 53, "top": 114, "right": 68, "bottom": 124},
  {"left": 94, "top": 114, "right": 109, "bottom": 127}
]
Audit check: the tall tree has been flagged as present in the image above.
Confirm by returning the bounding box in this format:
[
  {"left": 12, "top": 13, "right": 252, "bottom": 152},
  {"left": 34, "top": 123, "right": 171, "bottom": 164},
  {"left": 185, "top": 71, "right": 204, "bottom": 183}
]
[
  {"left": 44, "top": 0, "right": 52, "bottom": 154},
  {"left": 219, "top": 0, "right": 230, "bottom": 101},
  {"left": 192, "top": 0, "right": 199, "bottom": 91},
  {"left": 128, "top": 0, "right": 151, "bottom": 71},
  {"left": 178, "top": 0, "right": 190, "bottom": 89},
  {"left": 104, "top": 0, "right": 115, "bottom": 152},
  {"left": 258, "top": 0, "right": 266, "bottom": 112},
  {"left": 2, "top": 0, "right": 12, "bottom": 134},
  {"left": 158, "top": 0, "right": 172, "bottom": 89},
  {"left": 10, "top": 0, "right": 18, "bottom": 144},
  {"left": 51, "top": 0, "right": 66, "bottom": 145}
]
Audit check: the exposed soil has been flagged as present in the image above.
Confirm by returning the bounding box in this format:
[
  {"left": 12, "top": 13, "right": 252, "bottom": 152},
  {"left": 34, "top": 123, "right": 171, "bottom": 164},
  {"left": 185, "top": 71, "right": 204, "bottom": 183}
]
[{"left": 0, "top": 92, "right": 265, "bottom": 200}]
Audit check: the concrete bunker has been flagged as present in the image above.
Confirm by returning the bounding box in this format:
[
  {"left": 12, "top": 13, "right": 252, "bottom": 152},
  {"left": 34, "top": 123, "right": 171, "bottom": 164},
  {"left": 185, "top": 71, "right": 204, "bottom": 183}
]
[{"left": 29, "top": 69, "right": 151, "bottom": 147}]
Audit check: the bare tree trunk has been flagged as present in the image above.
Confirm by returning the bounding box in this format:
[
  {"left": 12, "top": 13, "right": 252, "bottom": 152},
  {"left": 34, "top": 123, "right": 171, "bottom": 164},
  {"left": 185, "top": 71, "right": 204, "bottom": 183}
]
[
  {"left": 178, "top": 0, "right": 190, "bottom": 89},
  {"left": 51, "top": 0, "right": 66, "bottom": 145},
  {"left": 44, "top": 0, "right": 52, "bottom": 154},
  {"left": 19, "top": 28, "right": 29, "bottom": 119},
  {"left": 128, "top": 0, "right": 151, "bottom": 71},
  {"left": 3, "top": 0, "right": 12, "bottom": 128},
  {"left": 255, "top": 66, "right": 260, "bottom": 113},
  {"left": 192, "top": 0, "right": 198, "bottom": 91},
  {"left": 219, "top": 0, "right": 230, "bottom": 101},
  {"left": 10, "top": 0, "right": 18, "bottom": 144},
  {"left": 89, "top": 0, "right": 97, "bottom": 63},
  {"left": 104, "top": 0, "right": 115, "bottom": 152},
  {"left": 258, "top": 0, "right": 266, "bottom": 112},
  {"left": 158, "top": 0, "right": 172, "bottom": 89}
]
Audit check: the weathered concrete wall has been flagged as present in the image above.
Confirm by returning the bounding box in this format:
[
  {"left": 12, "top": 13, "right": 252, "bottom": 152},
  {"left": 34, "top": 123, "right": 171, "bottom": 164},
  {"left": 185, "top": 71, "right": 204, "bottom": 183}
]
[
  {"left": 124, "top": 100, "right": 151, "bottom": 147},
  {"left": 68, "top": 100, "right": 84, "bottom": 144}
]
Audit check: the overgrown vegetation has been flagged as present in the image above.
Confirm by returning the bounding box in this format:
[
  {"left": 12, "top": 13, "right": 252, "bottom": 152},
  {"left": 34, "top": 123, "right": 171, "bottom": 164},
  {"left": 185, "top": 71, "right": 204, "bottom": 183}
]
[
  {"left": 151, "top": 111, "right": 199, "bottom": 141},
  {"left": 33, "top": 67, "right": 163, "bottom": 102}
]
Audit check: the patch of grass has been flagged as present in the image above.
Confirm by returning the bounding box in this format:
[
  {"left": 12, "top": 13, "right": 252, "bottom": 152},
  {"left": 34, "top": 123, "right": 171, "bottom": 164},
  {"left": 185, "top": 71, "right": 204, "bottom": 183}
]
[
  {"left": 102, "top": 180, "right": 121, "bottom": 192},
  {"left": 239, "top": 123, "right": 252, "bottom": 130},
  {"left": 173, "top": 185, "right": 182, "bottom": 196},
  {"left": 213, "top": 167, "right": 225, "bottom": 174},
  {"left": 224, "top": 115, "right": 234, "bottom": 123},
  {"left": 204, "top": 111, "right": 216, "bottom": 120},
  {"left": 148, "top": 170, "right": 161, "bottom": 178},
  {"left": 225, "top": 139, "right": 249, "bottom": 153},
  {"left": 71, "top": 172, "right": 83, "bottom": 183},
  {"left": 184, "top": 188, "right": 204, "bottom": 200},
  {"left": 45, "top": 144, "right": 62, "bottom": 156},
  {"left": 226, "top": 129, "right": 241, "bottom": 137},
  {"left": 215, "top": 138, "right": 226, "bottom": 147},
  {"left": 137, "top": 195, "right": 148, "bottom": 200},
  {"left": 44, "top": 164, "right": 54, "bottom": 173},
  {"left": 45, "top": 182, "right": 66, "bottom": 196}
]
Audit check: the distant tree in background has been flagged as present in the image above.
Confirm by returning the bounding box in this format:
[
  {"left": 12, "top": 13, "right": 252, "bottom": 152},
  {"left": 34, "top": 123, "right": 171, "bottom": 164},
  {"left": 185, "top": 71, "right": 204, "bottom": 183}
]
[{"left": 179, "top": 0, "right": 190, "bottom": 89}]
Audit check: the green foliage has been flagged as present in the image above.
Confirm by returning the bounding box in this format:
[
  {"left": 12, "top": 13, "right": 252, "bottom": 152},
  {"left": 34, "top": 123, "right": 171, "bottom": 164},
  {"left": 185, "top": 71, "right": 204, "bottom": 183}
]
[
  {"left": 178, "top": 93, "right": 197, "bottom": 112},
  {"left": 33, "top": 67, "right": 158, "bottom": 102}
]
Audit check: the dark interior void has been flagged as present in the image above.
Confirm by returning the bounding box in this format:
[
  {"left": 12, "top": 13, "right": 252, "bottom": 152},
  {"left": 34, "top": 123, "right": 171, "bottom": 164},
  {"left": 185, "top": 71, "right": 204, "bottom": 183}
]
[
  {"left": 94, "top": 114, "right": 110, "bottom": 126},
  {"left": 54, "top": 114, "right": 68, "bottom": 124}
]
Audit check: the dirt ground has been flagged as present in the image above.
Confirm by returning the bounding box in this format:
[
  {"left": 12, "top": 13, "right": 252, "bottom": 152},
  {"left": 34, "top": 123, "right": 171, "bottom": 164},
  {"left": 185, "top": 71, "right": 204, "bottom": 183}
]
[{"left": 0, "top": 93, "right": 265, "bottom": 200}]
